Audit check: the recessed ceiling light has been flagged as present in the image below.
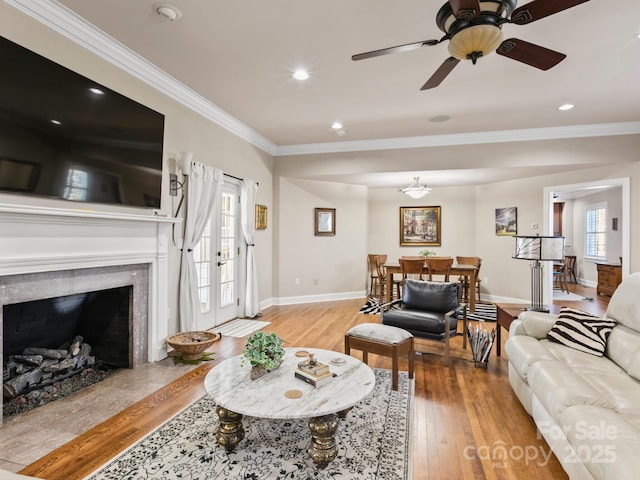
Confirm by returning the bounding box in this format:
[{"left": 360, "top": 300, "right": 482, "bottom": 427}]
[
  {"left": 155, "top": 3, "right": 182, "bottom": 21},
  {"left": 89, "top": 87, "right": 104, "bottom": 95},
  {"left": 429, "top": 115, "right": 451, "bottom": 123},
  {"left": 50, "top": 119, "right": 61, "bottom": 125},
  {"left": 331, "top": 122, "right": 343, "bottom": 130},
  {"left": 558, "top": 104, "right": 575, "bottom": 111},
  {"left": 292, "top": 69, "right": 309, "bottom": 81}
]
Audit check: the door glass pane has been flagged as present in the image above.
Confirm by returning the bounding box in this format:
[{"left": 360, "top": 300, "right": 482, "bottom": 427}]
[
  {"left": 220, "top": 192, "right": 235, "bottom": 308},
  {"left": 195, "top": 221, "right": 211, "bottom": 313}
]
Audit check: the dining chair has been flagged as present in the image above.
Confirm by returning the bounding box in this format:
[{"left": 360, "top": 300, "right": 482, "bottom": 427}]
[
  {"left": 425, "top": 257, "right": 453, "bottom": 282},
  {"left": 399, "top": 257, "right": 426, "bottom": 285},
  {"left": 376, "top": 256, "right": 401, "bottom": 302},
  {"left": 367, "top": 254, "right": 387, "bottom": 298},
  {"left": 564, "top": 255, "right": 577, "bottom": 284},
  {"left": 455, "top": 256, "right": 482, "bottom": 303},
  {"left": 553, "top": 260, "right": 569, "bottom": 293}
]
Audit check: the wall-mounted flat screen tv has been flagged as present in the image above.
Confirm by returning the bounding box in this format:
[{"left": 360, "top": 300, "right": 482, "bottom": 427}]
[{"left": 0, "top": 35, "right": 165, "bottom": 209}]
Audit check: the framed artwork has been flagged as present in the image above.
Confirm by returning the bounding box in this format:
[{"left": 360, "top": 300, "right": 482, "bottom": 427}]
[
  {"left": 314, "top": 208, "right": 336, "bottom": 236},
  {"left": 0, "top": 158, "right": 40, "bottom": 192},
  {"left": 255, "top": 204, "right": 267, "bottom": 230},
  {"left": 399, "top": 206, "right": 441, "bottom": 246},
  {"left": 495, "top": 207, "right": 517, "bottom": 236}
]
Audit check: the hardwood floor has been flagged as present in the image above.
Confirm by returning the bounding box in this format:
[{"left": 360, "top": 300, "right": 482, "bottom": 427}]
[{"left": 15, "top": 283, "right": 607, "bottom": 480}]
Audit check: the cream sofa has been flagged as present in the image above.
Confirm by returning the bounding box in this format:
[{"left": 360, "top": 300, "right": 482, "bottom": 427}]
[{"left": 505, "top": 272, "right": 640, "bottom": 480}]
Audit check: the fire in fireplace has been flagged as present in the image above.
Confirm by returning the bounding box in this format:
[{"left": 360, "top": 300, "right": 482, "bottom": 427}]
[{"left": 2, "top": 286, "right": 132, "bottom": 416}]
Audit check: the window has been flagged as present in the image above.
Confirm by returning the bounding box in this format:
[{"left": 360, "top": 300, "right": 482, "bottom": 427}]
[
  {"left": 585, "top": 203, "right": 606, "bottom": 259},
  {"left": 63, "top": 167, "right": 89, "bottom": 200}
]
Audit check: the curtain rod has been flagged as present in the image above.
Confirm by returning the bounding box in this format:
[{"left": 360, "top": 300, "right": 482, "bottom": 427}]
[{"left": 224, "top": 172, "right": 258, "bottom": 186}]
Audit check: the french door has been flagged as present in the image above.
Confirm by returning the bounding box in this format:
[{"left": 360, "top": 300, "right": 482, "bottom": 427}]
[{"left": 194, "top": 180, "right": 241, "bottom": 329}]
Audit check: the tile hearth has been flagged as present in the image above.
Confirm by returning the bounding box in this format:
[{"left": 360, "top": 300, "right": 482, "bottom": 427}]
[{"left": 0, "top": 359, "right": 199, "bottom": 473}]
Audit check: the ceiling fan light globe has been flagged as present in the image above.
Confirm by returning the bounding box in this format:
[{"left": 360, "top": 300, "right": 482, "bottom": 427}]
[
  {"left": 400, "top": 177, "right": 431, "bottom": 198},
  {"left": 448, "top": 24, "right": 504, "bottom": 60},
  {"left": 403, "top": 189, "right": 431, "bottom": 199}
]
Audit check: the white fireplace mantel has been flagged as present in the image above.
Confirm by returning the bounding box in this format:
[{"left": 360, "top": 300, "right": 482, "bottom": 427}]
[{"left": 0, "top": 202, "right": 181, "bottom": 363}]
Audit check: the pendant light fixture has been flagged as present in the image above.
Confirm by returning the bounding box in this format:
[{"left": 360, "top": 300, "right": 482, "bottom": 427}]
[{"left": 399, "top": 177, "right": 431, "bottom": 199}]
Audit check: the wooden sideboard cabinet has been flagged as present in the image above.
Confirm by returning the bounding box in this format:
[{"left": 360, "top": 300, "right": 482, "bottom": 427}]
[{"left": 596, "top": 263, "right": 622, "bottom": 296}]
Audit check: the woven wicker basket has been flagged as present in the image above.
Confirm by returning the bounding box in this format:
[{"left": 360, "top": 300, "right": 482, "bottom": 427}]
[{"left": 166, "top": 331, "right": 221, "bottom": 360}]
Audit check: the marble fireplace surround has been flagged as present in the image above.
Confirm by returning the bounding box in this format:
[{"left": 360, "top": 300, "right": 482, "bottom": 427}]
[{"left": 0, "top": 203, "right": 178, "bottom": 424}]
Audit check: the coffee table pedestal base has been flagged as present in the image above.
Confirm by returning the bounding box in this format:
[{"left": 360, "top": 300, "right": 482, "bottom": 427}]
[
  {"left": 307, "top": 414, "right": 339, "bottom": 469},
  {"left": 215, "top": 407, "right": 244, "bottom": 452}
]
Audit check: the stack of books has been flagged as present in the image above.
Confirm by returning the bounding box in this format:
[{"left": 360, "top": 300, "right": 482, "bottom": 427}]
[{"left": 295, "top": 359, "right": 332, "bottom": 387}]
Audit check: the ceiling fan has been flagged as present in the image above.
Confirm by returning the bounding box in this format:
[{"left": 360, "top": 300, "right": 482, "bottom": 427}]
[{"left": 351, "top": 0, "right": 589, "bottom": 90}]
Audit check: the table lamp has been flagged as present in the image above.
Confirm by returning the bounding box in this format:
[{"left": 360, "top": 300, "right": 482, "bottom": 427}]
[{"left": 513, "top": 235, "right": 565, "bottom": 312}]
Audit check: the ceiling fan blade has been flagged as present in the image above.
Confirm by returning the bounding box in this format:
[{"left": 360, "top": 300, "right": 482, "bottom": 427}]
[
  {"left": 420, "top": 57, "right": 460, "bottom": 90},
  {"left": 511, "top": 0, "right": 589, "bottom": 25},
  {"left": 351, "top": 39, "right": 439, "bottom": 61},
  {"left": 496, "top": 38, "right": 566, "bottom": 70},
  {"left": 449, "top": 0, "right": 481, "bottom": 19}
]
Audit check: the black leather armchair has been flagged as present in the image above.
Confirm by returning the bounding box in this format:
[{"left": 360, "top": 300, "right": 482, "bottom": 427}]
[{"left": 381, "top": 279, "right": 467, "bottom": 366}]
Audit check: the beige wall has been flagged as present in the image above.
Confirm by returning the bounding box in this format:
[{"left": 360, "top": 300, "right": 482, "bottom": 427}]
[
  {"left": 472, "top": 163, "right": 637, "bottom": 303},
  {"left": 0, "top": 6, "right": 274, "bottom": 332},
  {"left": 367, "top": 186, "right": 477, "bottom": 261},
  {"left": 571, "top": 187, "right": 624, "bottom": 285},
  {"left": 276, "top": 140, "right": 639, "bottom": 305},
  {"left": 275, "top": 178, "right": 368, "bottom": 301}
]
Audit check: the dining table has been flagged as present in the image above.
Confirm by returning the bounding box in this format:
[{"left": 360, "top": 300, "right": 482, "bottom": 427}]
[{"left": 383, "top": 261, "right": 479, "bottom": 312}]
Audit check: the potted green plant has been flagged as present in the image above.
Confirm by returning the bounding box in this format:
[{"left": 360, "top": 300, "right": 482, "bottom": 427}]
[
  {"left": 419, "top": 249, "right": 437, "bottom": 257},
  {"left": 241, "top": 331, "right": 285, "bottom": 380}
]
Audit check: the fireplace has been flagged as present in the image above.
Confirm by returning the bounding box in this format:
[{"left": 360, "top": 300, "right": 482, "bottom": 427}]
[
  {"left": 0, "top": 202, "right": 177, "bottom": 425},
  {"left": 4, "top": 286, "right": 133, "bottom": 368}
]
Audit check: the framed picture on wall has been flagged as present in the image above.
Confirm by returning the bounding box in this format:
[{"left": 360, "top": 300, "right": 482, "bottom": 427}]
[
  {"left": 495, "top": 207, "right": 517, "bottom": 236},
  {"left": 315, "top": 208, "right": 336, "bottom": 236},
  {"left": 255, "top": 204, "right": 267, "bottom": 230},
  {"left": 399, "top": 206, "right": 441, "bottom": 246}
]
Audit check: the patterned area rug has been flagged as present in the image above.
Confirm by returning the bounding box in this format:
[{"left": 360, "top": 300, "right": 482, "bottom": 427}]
[
  {"left": 84, "top": 369, "right": 413, "bottom": 480},
  {"left": 358, "top": 297, "right": 399, "bottom": 314},
  {"left": 210, "top": 319, "right": 271, "bottom": 338},
  {"left": 359, "top": 298, "right": 496, "bottom": 322},
  {"left": 465, "top": 303, "right": 497, "bottom": 322}
]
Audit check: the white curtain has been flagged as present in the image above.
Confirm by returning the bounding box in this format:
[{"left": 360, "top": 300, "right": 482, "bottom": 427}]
[
  {"left": 179, "top": 160, "right": 223, "bottom": 331},
  {"left": 240, "top": 179, "right": 260, "bottom": 318}
]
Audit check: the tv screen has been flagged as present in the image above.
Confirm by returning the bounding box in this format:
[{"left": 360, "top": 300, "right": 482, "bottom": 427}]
[{"left": 0, "top": 35, "right": 165, "bottom": 209}]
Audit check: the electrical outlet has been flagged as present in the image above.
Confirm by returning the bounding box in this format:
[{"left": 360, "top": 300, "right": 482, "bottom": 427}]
[
  {"left": 295, "top": 278, "right": 301, "bottom": 286},
  {"left": 483, "top": 277, "right": 489, "bottom": 284},
  {"left": 313, "top": 279, "right": 319, "bottom": 285}
]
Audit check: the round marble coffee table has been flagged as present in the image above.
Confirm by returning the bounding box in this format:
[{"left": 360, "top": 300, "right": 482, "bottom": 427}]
[{"left": 204, "top": 347, "right": 375, "bottom": 468}]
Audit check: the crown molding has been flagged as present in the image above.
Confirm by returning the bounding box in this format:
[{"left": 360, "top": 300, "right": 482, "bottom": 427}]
[
  {"left": 5, "top": 0, "right": 278, "bottom": 156},
  {"left": 274, "top": 121, "right": 640, "bottom": 156},
  {"left": 7, "top": 1, "right": 640, "bottom": 160}
]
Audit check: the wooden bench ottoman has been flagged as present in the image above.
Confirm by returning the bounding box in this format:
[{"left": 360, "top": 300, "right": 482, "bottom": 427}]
[{"left": 344, "top": 323, "right": 414, "bottom": 390}]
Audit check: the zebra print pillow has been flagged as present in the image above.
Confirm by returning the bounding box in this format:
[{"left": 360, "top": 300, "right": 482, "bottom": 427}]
[{"left": 547, "top": 307, "right": 617, "bottom": 357}]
